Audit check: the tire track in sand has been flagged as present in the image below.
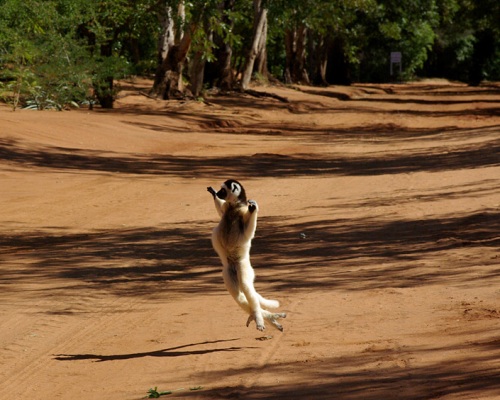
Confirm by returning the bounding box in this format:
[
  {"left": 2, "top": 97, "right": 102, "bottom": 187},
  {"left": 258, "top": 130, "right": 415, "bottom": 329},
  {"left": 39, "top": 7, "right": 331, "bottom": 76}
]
[
  {"left": 239, "top": 295, "right": 301, "bottom": 391},
  {"left": 0, "top": 293, "right": 145, "bottom": 399}
]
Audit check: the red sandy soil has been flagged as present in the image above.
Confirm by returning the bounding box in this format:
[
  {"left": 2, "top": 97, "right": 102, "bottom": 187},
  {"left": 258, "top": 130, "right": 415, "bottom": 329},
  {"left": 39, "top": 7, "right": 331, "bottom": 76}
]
[{"left": 0, "top": 79, "right": 499, "bottom": 400}]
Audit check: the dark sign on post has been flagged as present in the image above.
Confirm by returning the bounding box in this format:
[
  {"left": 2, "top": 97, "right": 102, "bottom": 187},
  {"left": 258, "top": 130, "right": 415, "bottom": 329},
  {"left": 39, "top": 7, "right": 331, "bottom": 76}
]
[{"left": 390, "top": 51, "right": 402, "bottom": 77}]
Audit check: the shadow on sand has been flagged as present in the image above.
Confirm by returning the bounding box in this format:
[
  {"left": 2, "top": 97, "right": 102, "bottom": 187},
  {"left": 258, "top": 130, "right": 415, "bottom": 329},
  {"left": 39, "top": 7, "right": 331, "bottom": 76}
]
[
  {"left": 54, "top": 339, "right": 249, "bottom": 362},
  {"left": 178, "top": 337, "right": 500, "bottom": 399},
  {"left": 0, "top": 125, "right": 499, "bottom": 178},
  {"left": 1, "top": 85, "right": 499, "bottom": 399},
  {"left": 1, "top": 210, "right": 498, "bottom": 297}
]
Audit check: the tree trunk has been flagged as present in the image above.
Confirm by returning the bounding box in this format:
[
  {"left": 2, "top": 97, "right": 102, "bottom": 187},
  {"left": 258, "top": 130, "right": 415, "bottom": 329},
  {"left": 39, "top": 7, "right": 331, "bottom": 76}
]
[
  {"left": 151, "top": 3, "right": 193, "bottom": 100},
  {"left": 254, "top": 16, "right": 268, "bottom": 77},
  {"left": 190, "top": 28, "right": 212, "bottom": 97},
  {"left": 204, "top": 0, "right": 236, "bottom": 91},
  {"left": 158, "top": 6, "right": 175, "bottom": 61},
  {"left": 284, "top": 28, "right": 294, "bottom": 84},
  {"left": 241, "top": 0, "right": 268, "bottom": 89},
  {"left": 190, "top": 51, "right": 205, "bottom": 98},
  {"left": 94, "top": 42, "right": 115, "bottom": 108},
  {"left": 94, "top": 77, "right": 114, "bottom": 108},
  {"left": 159, "top": 31, "right": 192, "bottom": 99},
  {"left": 309, "top": 33, "right": 328, "bottom": 85},
  {"left": 152, "top": 4, "right": 175, "bottom": 95},
  {"left": 216, "top": 39, "right": 234, "bottom": 91},
  {"left": 294, "top": 25, "right": 309, "bottom": 84},
  {"left": 284, "top": 25, "right": 309, "bottom": 84},
  {"left": 326, "top": 36, "right": 351, "bottom": 85},
  {"left": 468, "top": 29, "right": 495, "bottom": 86}
]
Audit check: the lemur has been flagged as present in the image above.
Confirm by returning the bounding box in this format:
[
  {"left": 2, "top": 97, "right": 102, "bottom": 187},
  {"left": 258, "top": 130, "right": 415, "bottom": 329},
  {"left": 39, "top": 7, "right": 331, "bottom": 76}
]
[{"left": 207, "top": 179, "right": 286, "bottom": 331}]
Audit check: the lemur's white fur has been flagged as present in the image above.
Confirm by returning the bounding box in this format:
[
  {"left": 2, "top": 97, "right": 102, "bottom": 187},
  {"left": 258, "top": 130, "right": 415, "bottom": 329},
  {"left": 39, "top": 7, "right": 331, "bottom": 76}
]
[{"left": 207, "top": 179, "right": 286, "bottom": 331}]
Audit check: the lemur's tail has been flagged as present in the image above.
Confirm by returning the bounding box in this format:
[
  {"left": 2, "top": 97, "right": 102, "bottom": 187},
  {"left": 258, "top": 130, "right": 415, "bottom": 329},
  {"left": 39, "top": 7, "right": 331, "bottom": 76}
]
[{"left": 259, "top": 295, "right": 279, "bottom": 309}]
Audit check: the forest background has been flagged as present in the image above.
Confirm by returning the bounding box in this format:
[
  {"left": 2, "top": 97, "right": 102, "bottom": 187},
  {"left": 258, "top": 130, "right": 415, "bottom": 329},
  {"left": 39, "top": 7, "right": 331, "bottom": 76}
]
[{"left": 0, "top": 0, "right": 499, "bottom": 110}]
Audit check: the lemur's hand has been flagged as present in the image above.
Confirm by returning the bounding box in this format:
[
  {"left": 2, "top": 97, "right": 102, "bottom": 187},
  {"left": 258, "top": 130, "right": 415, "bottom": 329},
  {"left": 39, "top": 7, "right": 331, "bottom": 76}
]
[
  {"left": 248, "top": 199, "right": 258, "bottom": 213},
  {"left": 207, "top": 187, "right": 217, "bottom": 198}
]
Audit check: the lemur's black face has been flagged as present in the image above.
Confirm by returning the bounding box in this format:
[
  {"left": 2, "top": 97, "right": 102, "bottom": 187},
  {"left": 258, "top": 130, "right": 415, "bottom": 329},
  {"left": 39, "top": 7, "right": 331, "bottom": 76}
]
[
  {"left": 218, "top": 179, "right": 247, "bottom": 204},
  {"left": 216, "top": 187, "right": 228, "bottom": 199}
]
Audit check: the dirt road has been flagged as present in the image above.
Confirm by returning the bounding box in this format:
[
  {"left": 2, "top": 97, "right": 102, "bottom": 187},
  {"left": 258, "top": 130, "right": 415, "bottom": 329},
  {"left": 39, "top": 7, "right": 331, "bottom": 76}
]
[{"left": 1, "top": 80, "right": 499, "bottom": 399}]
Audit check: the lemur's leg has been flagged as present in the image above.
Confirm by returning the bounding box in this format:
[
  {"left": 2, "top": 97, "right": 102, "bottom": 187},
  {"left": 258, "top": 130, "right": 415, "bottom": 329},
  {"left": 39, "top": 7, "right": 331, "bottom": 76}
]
[
  {"left": 221, "top": 263, "right": 252, "bottom": 313},
  {"left": 219, "top": 256, "right": 270, "bottom": 333},
  {"left": 212, "top": 229, "right": 256, "bottom": 318},
  {"left": 221, "top": 261, "right": 251, "bottom": 311},
  {"left": 238, "top": 258, "right": 265, "bottom": 331}
]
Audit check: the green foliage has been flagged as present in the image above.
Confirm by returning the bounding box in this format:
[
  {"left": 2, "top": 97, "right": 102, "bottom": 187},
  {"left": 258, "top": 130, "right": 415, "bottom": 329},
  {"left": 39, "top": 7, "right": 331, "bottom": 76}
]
[
  {"left": 352, "top": 0, "right": 440, "bottom": 81},
  {"left": 145, "top": 385, "right": 203, "bottom": 398},
  {"left": 146, "top": 387, "right": 172, "bottom": 398},
  {"left": 0, "top": 0, "right": 499, "bottom": 107},
  {"left": 0, "top": 0, "right": 87, "bottom": 108},
  {"left": 268, "top": 0, "right": 499, "bottom": 83},
  {"left": 0, "top": 0, "right": 157, "bottom": 109},
  {"left": 419, "top": 0, "right": 499, "bottom": 83}
]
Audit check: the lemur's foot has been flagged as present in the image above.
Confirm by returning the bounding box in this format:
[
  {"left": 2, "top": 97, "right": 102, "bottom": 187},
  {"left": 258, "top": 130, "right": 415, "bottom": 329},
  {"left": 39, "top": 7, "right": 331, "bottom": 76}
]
[
  {"left": 247, "top": 312, "right": 286, "bottom": 332},
  {"left": 267, "top": 312, "right": 286, "bottom": 332},
  {"left": 246, "top": 313, "right": 265, "bottom": 331}
]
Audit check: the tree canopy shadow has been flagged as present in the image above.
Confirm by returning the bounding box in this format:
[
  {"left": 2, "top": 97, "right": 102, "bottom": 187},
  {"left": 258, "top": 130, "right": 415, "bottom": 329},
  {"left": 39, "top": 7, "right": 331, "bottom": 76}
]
[
  {"left": 1, "top": 209, "right": 498, "bottom": 299},
  {"left": 179, "top": 336, "right": 500, "bottom": 399},
  {"left": 251, "top": 210, "right": 500, "bottom": 291},
  {"left": 0, "top": 222, "right": 221, "bottom": 299},
  {"left": 295, "top": 84, "right": 500, "bottom": 117},
  {"left": 0, "top": 130, "right": 498, "bottom": 179}
]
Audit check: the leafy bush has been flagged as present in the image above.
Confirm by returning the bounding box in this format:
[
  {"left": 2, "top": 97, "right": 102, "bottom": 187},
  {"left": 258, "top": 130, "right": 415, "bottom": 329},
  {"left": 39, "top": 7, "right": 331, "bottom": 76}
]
[{"left": 0, "top": 0, "right": 149, "bottom": 109}]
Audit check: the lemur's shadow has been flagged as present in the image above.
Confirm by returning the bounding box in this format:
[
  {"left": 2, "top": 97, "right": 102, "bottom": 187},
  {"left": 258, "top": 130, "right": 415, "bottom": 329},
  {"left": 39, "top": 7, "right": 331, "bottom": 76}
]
[{"left": 54, "top": 339, "right": 250, "bottom": 362}]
